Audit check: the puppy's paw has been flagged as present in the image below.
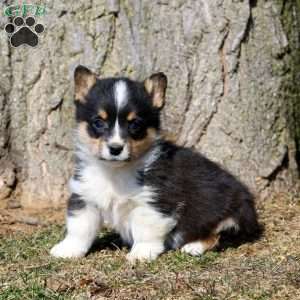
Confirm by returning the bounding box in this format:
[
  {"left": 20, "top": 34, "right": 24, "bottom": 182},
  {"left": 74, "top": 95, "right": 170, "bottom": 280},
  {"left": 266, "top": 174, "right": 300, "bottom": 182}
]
[
  {"left": 181, "top": 241, "right": 205, "bottom": 256},
  {"left": 50, "top": 238, "right": 88, "bottom": 258},
  {"left": 126, "top": 242, "right": 164, "bottom": 263}
]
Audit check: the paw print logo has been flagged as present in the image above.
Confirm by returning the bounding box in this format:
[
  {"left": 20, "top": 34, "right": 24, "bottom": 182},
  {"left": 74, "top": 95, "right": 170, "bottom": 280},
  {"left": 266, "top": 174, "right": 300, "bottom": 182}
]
[{"left": 4, "top": 16, "right": 44, "bottom": 48}]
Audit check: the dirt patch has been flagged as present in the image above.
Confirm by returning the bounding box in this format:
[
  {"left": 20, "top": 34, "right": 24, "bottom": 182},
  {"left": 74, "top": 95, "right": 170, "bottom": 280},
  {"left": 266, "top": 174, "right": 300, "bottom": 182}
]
[{"left": 0, "top": 207, "right": 64, "bottom": 236}]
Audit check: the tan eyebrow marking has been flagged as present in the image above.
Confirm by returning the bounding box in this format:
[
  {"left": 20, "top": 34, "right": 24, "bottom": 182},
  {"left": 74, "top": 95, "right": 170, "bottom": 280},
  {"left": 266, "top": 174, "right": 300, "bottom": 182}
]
[
  {"left": 127, "top": 111, "right": 136, "bottom": 121},
  {"left": 98, "top": 110, "right": 108, "bottom": 120}
]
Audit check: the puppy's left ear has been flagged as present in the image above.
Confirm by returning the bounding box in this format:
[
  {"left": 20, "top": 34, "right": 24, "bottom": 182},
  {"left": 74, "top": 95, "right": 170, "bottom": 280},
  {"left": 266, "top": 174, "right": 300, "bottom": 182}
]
[
  {"left": 74, "top": 65, "right": 97, "bottom": 102},
  {"left": 144, "top": 72, "right": 168, "bottom": 110}
]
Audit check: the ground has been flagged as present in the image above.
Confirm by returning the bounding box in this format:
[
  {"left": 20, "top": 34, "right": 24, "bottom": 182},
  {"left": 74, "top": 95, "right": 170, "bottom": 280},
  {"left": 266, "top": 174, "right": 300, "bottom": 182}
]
[{"left": 0, "top": 194, "right": 299, "bottom": 300}]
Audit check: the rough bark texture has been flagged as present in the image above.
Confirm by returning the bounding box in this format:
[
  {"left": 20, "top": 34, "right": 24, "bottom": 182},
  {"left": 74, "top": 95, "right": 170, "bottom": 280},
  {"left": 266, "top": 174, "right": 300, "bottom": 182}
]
[{"left": 0, "top": 0, "right": 299, "bottom": 207}]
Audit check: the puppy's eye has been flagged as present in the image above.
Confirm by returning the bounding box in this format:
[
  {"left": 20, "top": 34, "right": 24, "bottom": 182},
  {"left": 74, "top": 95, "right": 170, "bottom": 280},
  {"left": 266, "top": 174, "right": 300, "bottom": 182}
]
[
  {"left": 129, "top": 118, "right": 144, "bottom": 132},
  {"left": 91, "top": 118, "right": 105, "bottom": 131}
]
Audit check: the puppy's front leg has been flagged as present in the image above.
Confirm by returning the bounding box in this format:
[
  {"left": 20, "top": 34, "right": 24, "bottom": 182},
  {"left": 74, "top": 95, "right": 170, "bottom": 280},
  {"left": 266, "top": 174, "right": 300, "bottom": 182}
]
[
  {"left": 50, "top": 194, "right": 102, "bottom": 258},
  {"left": 127, "top": 206, "right": 176, "bottom": 262}
]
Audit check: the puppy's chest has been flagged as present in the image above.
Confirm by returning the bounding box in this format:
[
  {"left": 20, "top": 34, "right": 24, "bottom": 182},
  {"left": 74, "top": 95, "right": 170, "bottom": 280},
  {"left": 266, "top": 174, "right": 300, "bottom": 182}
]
[{"left": 73, "top": 163, "right": 152, "bottom": 226}]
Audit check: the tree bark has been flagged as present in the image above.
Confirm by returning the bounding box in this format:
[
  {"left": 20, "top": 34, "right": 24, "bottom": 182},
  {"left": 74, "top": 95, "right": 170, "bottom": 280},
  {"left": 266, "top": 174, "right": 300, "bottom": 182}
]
[{"left": 0, "top": 0, "right": 299, "bottom": 207}]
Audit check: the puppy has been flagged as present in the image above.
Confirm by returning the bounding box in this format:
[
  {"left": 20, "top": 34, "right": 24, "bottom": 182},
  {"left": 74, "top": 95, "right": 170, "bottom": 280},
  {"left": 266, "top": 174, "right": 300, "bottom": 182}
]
[{"left": 50, "top": 65, "right": 261, "bottom": 261}]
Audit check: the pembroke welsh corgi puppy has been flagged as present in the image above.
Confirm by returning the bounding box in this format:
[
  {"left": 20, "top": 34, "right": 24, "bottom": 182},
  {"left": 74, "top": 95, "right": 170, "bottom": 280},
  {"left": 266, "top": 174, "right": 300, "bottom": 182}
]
[{"left": 50, "top": 66, "right": 261, "bottom": 262}]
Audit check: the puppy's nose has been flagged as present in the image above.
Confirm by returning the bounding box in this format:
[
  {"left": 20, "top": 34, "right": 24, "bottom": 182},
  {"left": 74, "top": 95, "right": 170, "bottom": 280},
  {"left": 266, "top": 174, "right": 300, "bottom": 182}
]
[{"left": 108, "top": 144, "right": 124, "bottom": 156}]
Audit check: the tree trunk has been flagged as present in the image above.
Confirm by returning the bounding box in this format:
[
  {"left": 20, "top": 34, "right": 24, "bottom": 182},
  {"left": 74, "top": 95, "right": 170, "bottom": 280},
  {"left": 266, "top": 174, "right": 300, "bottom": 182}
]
[{"left": 0, "top": 0, "right": 299, "bottom": 208}]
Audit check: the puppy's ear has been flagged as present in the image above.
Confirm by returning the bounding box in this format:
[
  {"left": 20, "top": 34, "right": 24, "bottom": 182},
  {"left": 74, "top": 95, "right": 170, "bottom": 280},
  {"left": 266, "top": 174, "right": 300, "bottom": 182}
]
[
  {"left": 74, "top": 65, "right": 97, "bottom": 102},
  {"left": 144, "top": 72, "right": 167, "bottom": 110}
]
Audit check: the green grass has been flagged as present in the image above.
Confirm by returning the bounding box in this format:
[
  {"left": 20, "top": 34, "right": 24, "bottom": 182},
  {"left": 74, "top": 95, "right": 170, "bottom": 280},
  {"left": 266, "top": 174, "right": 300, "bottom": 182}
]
[
  {"left": 0, "top": 225, "right": 63, "bottom": 262},
  {"left": 0, "top": 284, "right": 71, "bottom": 300}
]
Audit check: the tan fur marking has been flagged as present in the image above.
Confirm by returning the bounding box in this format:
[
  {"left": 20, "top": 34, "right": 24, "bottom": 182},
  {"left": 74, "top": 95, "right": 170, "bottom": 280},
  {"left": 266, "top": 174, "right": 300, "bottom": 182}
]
[
  {"left": 160, "top": 129, "right": 177, "bottom": 143},
  {"left": 152, "top": 91, "right": 165, "bottom": 109},
  {"left": 99, "top": 110, "right": 108, "bottom": 120},
  {"left": 127, "top": 111, "right": 137, "bottom": 122},
  {"left": 129, "top": 128, "right": 158, "bottom": 159},
  {"left": 74, "top": 67, "right": 97, "bottom": 102},
  {"left": 77, "top": 122, "right": 103, "bottom": 155},
  {"left": 144, "top": 73, "right": 167, "bottom": 109},
  {"left": 202, "top": 235, "right": 220, "bottom": 251}
]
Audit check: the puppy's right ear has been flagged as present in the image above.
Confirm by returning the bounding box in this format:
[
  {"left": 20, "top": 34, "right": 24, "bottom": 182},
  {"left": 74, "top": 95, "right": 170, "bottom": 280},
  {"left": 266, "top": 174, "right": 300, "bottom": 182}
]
[{"left": 74, "top": 65, "right": 97, "bottom": 102}]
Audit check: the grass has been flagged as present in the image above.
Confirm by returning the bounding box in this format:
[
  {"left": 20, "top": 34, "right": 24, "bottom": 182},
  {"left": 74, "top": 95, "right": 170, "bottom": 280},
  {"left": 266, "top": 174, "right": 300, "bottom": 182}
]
[{"left": 0, "top": 194, "right": 299, "bottom": 299}]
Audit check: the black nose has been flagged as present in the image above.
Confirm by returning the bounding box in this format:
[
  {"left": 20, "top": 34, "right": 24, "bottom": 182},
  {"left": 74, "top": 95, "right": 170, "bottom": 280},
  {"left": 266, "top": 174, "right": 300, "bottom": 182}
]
[{"left": 109, "top": 144, "right": 124, "bottom": 156}]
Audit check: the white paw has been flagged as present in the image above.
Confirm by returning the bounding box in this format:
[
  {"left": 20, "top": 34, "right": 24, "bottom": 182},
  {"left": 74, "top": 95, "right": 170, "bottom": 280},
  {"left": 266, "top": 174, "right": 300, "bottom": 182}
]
[
  {"left": 181, "top": 241, "right": 205, "bottom": 256},
  {"left": 126, "top": 242, "right": 164, "bottom": 262},
  {"left": 50, "top": 238, "right": 88, "bottom": 258}
]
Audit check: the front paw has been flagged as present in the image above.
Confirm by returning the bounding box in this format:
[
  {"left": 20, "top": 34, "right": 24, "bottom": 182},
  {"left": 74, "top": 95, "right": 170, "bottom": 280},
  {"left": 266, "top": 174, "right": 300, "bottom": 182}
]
[
  {"left": 126, "top": 242, "right": 164, "bottom": 262},
  {"left": 50, "top": 238, "right": 88, "bottom": 258}
]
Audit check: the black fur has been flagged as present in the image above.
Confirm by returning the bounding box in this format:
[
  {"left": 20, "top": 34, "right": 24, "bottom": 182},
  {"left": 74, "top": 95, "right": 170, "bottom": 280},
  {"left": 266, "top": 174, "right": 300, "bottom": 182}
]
[
  {"left": 141, "top": 140, "right": 262, "bottom": 249},
  {"left": 67, "top": 193, "right": 86, "bottom": 216}
]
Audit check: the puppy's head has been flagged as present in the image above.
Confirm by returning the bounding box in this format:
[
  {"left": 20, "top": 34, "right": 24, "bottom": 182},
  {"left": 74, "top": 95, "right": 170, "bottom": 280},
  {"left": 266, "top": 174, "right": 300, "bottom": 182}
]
[{"left": 74, "top": 65, "right": 167, "bottom": 165}]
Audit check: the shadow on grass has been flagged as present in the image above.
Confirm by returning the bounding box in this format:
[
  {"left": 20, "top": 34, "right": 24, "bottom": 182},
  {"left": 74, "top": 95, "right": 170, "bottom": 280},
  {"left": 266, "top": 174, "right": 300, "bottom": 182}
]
[
  {"left": 88, "top": 223, "right": 264, "bottom": 255},
  {"left": 88, "top": 231, "right": 125, "bottom": 255}
]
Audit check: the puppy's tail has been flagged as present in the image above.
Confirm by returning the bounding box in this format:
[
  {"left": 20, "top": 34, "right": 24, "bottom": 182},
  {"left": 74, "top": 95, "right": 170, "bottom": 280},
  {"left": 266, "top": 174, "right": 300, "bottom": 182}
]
[
  {"left": 218, "top": 199, "right": 263, "bottom": 250},
  {"left": 235, "top": 196, "right": 263, "bottom": 242},
  {"left": 239, "top": 203, "right": 264, "bottom": 242}
]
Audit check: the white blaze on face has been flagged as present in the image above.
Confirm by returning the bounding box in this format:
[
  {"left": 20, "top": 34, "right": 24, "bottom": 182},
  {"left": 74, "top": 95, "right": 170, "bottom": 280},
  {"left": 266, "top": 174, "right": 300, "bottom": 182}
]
[
  {"left": 109, "top": 118, "right": 123, "bottom": 145},
  {"left": 102, "top": 80, "right": 130, "bottom": 160},
  {"left": 109, "top": 80, "right": 129, "bottom": 145},
  {"left": 114, "top": 80, "right": 128, "bottom": 111}
]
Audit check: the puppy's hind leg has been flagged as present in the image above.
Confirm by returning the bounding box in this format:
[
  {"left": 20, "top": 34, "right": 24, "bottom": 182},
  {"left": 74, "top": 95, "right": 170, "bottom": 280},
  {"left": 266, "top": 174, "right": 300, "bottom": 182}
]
[
  {"left": 181, "top": 235, "right": 220, "bottom": 256},
  {"left": 50, "top": 194, "right": 102, "bottom": 258}
]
